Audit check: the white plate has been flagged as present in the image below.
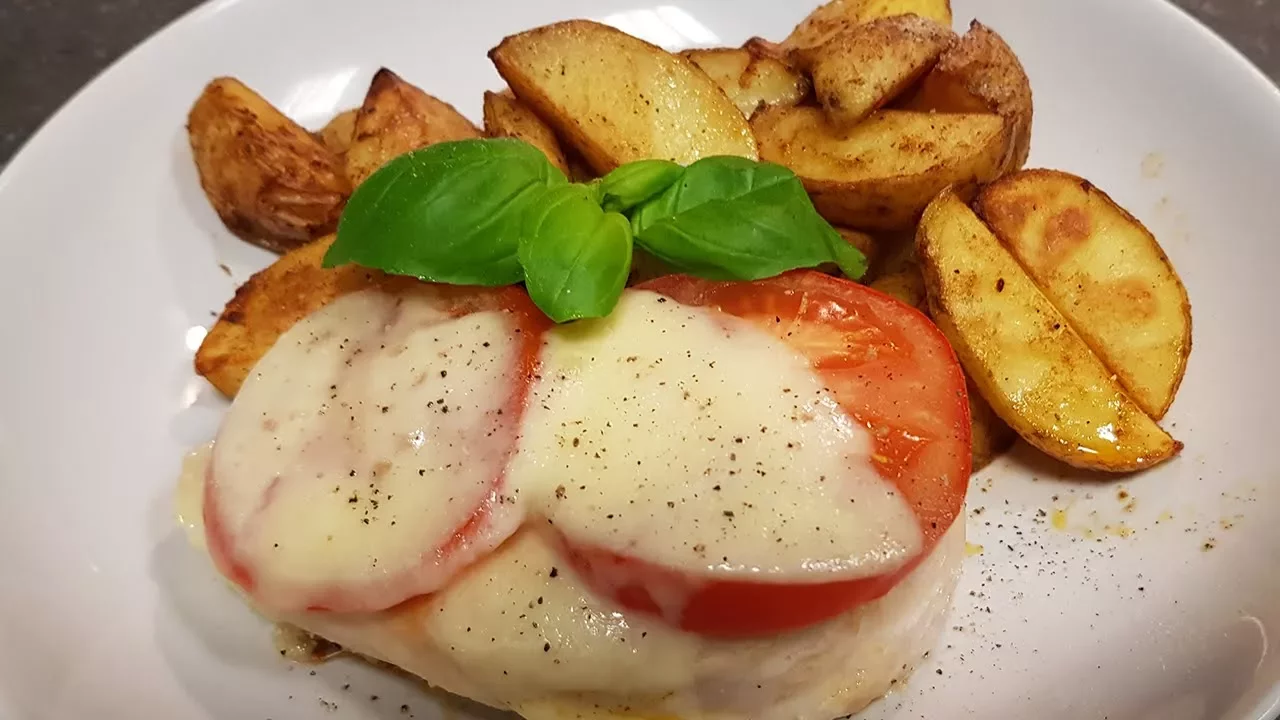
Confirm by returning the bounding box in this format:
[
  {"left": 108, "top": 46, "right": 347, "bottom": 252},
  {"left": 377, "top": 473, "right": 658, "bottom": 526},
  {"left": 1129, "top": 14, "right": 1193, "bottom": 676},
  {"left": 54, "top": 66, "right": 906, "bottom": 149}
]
[{"left": 1, "top": 0, "right": 1278, "bottom": 718}]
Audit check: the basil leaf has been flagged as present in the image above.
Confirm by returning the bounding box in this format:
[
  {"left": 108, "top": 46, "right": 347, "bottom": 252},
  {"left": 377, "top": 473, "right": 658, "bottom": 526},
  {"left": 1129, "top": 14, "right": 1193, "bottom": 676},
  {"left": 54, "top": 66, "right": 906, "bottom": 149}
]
[
  {"left": 324, "top": 138, "right": 566, "bottom": 285},
  {"left": 824, "top": 227, "right": 870, "bottom": 280},
  {"left": 519, "top": 185, "right": 633, "bottom": 323},
  {"left": 630, "top": 156, "right": 867, "bottom": 281},
  {"left": 598, "top": 160, "right": 685, "bottom": 214}
]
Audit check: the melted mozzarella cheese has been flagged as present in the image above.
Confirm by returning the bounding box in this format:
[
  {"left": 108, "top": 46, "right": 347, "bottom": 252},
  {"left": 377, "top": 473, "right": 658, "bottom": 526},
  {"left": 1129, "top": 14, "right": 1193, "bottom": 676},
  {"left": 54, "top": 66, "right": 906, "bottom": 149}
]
[
  {"left": 183, "top": 285, "right": 959, "bottom": 718},
  {"left": 209, "top": 290, "right": 526, "bottom": 610},
  {"left": 511, "top": 291, "right": 922, "bottom": 579},
  {"left": 180, "top": 449, "right": 962, "bottom": 719},
  {"left": 175, "top": 444, "right": 210, "bottom": 549}
]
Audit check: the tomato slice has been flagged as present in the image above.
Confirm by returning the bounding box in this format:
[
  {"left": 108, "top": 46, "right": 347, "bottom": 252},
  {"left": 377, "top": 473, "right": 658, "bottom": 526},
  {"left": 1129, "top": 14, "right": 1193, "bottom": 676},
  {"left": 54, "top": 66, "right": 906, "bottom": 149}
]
[
  {"left": 204, "top": 284, "right": 548, "bottom": 613},
  {"left": 558, "top": 272, "right": 970, "bottom": 636}
]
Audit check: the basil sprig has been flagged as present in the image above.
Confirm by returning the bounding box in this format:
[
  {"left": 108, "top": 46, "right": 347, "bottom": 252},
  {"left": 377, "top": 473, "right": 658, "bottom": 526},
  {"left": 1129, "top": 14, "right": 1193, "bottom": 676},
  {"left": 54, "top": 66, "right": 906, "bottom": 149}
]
[
  {"left": 519, "top": 185, "right": 633, "bottom": 323},
  {"left": 631, "top": 156, "right": 866, "bottom": 281},
  {"left": 325, "top": 139, "right": 865, "bottom": 322},
  {"left": 329, "top": 139, "right": 566, "bottom": 286}
]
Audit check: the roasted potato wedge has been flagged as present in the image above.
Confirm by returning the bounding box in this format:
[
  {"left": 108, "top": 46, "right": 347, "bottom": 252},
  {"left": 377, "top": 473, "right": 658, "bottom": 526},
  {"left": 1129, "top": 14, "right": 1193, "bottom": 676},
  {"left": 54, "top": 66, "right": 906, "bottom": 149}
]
[
  {"left": 917, "top": 188, "right": 1180, "bottom": 472},
  {"left": 866, "top": 234, "right": 1011, "bottom": 471},
  {"left": 681, "top": 47, "right": 810, "bottom": 118},
  {"left": 901, "top": 21, "right": 1033, "bottom": 174},
  {"left": 345, "top": 68, "right": 482, "bottom": 187},
  {"left": 967, "top": 376, "right": 1016, "bottom": 472},
  {"left": 799, "top": 15, "right": 954, "bottom": 128},
  {"left": 838, "top": 227, "right": 880, "bottom": 269},
  {"left": 869, "top": 268, "right": 926, "bottom": 309},
  {"left": 482, "top": 90, "right": 570, "bottom": 174},
  {"left": 317, "top": 108, "right": 358, "bottom": 157},
  {"left": 188, "top": 78, "right": 351, "bottom": 253},
  {"left": 976, "top": 170, "right": 1191, "bottom": 419},
  {"left": 868, "top": 233, "right": 926, "bottom": 308},
  {"left": 782, "top": 0, "right": 953, "bottom": 53},
  {"left": 741, "top": 37, "right": 790, "bottom": 62},
  {"left": 194, "top": 235, "right": 385, "bottom": 398},
  {"left": 489, "top": 20, "right": 757, "bottom": 174},
  {"left": 753, "top": 106, "right": 1009, "bottom": 230}
]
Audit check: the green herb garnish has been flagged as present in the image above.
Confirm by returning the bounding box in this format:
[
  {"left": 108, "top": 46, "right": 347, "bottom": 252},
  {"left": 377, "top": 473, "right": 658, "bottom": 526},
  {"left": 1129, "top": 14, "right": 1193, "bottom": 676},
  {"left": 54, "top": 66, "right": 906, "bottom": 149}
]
[
  {"left": 324, "top": 138, "right": 865, "bottom": 321},
  {"left": 519, "top": 185, "right": 633, "bottom": 323},
  {"left": 630, "top": 156, "right": 866, "bottom": 281}
]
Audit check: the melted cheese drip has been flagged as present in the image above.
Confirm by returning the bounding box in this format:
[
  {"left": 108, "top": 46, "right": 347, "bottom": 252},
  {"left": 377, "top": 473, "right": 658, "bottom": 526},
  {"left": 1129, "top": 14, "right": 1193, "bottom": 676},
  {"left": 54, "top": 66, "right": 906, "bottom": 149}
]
[
  {"left": 512, "top": 291, "right": 923, "bottom": 579},
  {"left": 175, "top": 445, "right": 210, "bottom": 549}
]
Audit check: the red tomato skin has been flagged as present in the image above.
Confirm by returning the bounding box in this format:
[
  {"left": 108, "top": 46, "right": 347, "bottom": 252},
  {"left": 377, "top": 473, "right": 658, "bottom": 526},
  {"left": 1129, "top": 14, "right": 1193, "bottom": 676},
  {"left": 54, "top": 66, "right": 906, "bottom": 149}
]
[
  {"left": 553, "top": 272, "right": 973, "bottom": 637},
  {"left": 203, "top": 285, "right": 551, "bottom": 614}
]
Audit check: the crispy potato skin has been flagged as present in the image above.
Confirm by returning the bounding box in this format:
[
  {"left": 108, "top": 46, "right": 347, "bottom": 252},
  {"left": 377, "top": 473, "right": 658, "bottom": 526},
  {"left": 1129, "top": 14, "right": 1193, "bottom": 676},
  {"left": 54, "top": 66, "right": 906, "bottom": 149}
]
[
  {"left": 489, "top": 20, "right": 757, "bottom": 174},
  {"left": 187, "top": 78, "right": 351, "bottom": 253},
  {"left": 782, "top": 0, "right": 953, "bottom": 53},
  {"left": 901, "top": 21, "right": 1033, "bottom": 174},
  {"left": 867, "top": 234, "right": 1012, "bottom": 471},
  {"left": 753, "top": 106, "right": 1009, "bottom": 230},
  {"left": 318, "top": 108, "right": 358, "bottom": 157},
  {"left": 976, "top": 170, "right": 1191, "bottom": 419},
  {"left": 681, "top": 47, "right": 810, "bottom": 118},
  {"left": 194, "top": 235, "right": 386, "bottom": 398},
  {"left": 345, "top": 68, "right": 482, "bottom": 187},
  {"left": 482, "top": 90, "right": 571, "bottom": 174},
  {"left": 917, "top": 189, "right": 1180, "bottom": 472},
  {"left": 799, "top": 15, "right": 954, "bottom": 128},
  {"left": 741, "top": 36, "right": 791, "bottom": 62}
]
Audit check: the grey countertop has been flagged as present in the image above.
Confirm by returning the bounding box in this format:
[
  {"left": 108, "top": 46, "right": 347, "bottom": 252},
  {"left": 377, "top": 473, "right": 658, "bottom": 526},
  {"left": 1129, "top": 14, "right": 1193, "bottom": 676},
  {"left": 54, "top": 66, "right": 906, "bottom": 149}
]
[{"left": 0, "top": 0, "right": 1277, "bottom": 167}]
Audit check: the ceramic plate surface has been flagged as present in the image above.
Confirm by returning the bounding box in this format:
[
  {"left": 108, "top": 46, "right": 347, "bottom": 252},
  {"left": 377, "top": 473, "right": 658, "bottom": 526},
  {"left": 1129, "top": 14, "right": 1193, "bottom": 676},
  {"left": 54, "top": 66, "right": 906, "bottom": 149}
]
[{"left": 1, "top": 1, "right": 1278, "bottom": 718}]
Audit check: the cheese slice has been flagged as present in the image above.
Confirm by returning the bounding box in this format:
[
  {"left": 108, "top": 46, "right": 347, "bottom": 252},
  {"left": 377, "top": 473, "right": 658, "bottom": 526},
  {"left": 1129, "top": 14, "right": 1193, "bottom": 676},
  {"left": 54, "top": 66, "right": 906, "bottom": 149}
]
[
  {"left": 180, "top": 445, "right": 963, "bottom": 719},
  {"left": 512, "top": 290, "right": 923, "bottom": 582},
  {"left": 207, "top": 289, "right": 527, "bottom": 611}
]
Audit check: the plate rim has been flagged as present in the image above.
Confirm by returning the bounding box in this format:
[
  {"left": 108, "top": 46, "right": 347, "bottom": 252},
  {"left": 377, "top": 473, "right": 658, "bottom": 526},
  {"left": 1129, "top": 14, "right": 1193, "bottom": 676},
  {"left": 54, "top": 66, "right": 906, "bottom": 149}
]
[
  {"left": 3, "top": 0, "right": 1280, "bottom": 191},
  {"left": 0, "top": 1, "right": 1278, "bottom": 719}
]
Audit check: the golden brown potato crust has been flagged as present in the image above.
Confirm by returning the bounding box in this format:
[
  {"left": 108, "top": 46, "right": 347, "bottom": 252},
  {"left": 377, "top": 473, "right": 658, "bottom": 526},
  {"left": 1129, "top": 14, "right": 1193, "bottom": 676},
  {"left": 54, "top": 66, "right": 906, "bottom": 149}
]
[
  {"left": 194, "top": 235, "right": 385, "bottom": 398},
  {"left": 866, "top": 234, "right": 1013, "bottom": 472},
  {"left": 489, "top": 20, "right": 757, "bottom": 174},
  {"left": 782, "top": 0, "right": 953, "bottom": 53},
  {"left": 917, "top": 188, "right": 1180, "bottom": 472},
  {"left": 345, "top": 68, "right": 482, "bottom": 187},
  {"left": 482, "top": 90, "right": 570, "bottom": 174},
  {"left": 799, "top": 15, "right": 954, "bottom": 128},
  {"left": 753, "top": 106, "right": 1009, "bottom": 230},
  {"left": 976, "top": 170, "right": 1191, "bottom": 419},
  {"left": 188, "top": 78, "right": 351, "bottom": 253},
  {"left": 681, "top": 47, "right": 811, "bottom": 118},
  {"left": 901, "top": 21, "right": 1033, "bottom": 174},
  {"left": 317, "top": 108, "right": 358, "bottom": 157}
]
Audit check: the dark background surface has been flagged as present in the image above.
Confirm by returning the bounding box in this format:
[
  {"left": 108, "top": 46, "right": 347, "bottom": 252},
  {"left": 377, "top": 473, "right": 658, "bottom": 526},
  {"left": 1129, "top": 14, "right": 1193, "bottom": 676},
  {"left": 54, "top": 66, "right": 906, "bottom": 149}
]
[{"left": 1, "top": 0, "right": 1278, "bottom": 168}]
